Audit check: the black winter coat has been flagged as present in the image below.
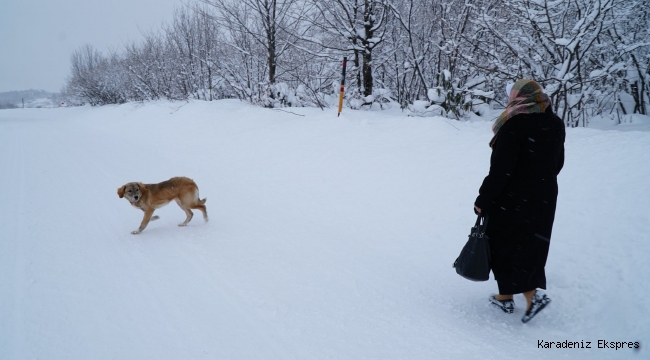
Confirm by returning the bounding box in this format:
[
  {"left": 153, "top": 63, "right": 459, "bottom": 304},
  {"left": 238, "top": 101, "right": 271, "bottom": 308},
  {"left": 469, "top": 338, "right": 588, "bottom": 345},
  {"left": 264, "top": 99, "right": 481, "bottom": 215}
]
[{"left": 475, "top": 109, "right": 565, "bottom": 295}]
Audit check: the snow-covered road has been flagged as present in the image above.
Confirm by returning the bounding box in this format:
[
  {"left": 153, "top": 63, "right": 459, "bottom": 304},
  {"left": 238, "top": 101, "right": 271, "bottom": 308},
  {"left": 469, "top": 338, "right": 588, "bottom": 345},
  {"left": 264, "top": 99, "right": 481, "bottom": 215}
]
[{"left": 1, "top": 100, "right": 648, "bottom": 359}]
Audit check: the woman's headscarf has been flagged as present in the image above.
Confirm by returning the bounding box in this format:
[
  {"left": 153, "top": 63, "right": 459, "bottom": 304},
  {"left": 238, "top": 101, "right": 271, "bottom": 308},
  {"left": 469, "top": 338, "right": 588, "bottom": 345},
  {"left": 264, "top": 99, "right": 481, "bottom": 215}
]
[{"left": 489, "top": 79, "right": 552, "bottom": 148}]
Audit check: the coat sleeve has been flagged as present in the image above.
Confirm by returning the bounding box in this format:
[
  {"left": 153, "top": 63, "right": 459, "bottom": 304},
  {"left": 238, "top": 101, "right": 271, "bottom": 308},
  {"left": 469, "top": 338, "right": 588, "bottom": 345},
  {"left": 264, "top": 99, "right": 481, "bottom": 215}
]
[
  {"left": 475, "top": 122, "right": 523, "bottom": 213},
  {"left": 556, "top": 143, "right": 565, "bottom": 175},
  {"left": 556, "top": 123, "right": 566, "bottom": 175}
]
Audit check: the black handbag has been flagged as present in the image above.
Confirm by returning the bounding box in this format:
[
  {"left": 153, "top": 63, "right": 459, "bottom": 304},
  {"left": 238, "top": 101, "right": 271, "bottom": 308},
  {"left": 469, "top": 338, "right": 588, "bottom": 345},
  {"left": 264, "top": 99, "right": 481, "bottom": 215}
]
[{"left": 453, "top": 214, "right": 491, "bottom": 281}]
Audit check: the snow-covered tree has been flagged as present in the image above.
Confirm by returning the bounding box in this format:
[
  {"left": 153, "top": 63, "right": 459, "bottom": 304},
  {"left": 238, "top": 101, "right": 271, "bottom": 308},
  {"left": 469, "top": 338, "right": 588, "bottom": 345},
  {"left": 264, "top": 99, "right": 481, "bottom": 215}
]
[{"left": 62, "top": 0, "right": 649, "bottom": 125}]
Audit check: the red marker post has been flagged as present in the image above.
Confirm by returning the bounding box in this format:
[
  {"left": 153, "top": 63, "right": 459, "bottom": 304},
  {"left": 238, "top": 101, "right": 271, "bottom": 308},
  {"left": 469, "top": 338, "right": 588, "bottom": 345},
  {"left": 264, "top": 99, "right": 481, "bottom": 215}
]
[{"left": 337, "top": 57, "right": 347, "bottom": 117}]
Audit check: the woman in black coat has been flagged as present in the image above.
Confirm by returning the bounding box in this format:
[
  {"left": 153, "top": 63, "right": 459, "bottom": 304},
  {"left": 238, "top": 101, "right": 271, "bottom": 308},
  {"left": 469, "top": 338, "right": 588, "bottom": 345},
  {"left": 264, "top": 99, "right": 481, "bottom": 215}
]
[{"left": 474, "top": 79, "right": 565, "bottom": 323}]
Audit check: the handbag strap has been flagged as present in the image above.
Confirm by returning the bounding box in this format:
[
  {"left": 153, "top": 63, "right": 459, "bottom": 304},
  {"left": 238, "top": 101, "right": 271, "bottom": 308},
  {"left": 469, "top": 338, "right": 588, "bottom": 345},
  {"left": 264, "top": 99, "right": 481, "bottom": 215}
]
[
  {"left": 478, "top": 214, "right": 489, "bottom": 233},
  {"left": 474, "top": 215, "right": 482, "bottom": 228}
]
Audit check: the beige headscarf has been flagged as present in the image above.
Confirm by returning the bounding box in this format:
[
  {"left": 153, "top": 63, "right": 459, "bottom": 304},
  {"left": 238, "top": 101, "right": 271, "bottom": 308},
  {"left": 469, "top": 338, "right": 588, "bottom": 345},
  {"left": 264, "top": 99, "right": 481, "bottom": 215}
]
[{"left": 489, "top": 79, "right": 552, "bottom": 148}]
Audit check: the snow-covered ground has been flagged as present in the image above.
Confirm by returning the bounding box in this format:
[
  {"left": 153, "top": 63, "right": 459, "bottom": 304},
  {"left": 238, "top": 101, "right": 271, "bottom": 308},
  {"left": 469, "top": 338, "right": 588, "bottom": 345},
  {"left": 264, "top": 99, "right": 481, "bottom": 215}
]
[{"left": 1, "top": 100, "right": 648, "bottom": 359}]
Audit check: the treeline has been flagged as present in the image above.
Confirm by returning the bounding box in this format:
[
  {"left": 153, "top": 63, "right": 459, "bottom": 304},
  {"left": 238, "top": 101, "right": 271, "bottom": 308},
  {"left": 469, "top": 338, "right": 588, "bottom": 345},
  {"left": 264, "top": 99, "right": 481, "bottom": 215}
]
[
  {"left": 0, "top": 90, "right": 56, "bottom": 109},
  {"left": 63, "top": 0, "right": 650, "bottom": 126}
]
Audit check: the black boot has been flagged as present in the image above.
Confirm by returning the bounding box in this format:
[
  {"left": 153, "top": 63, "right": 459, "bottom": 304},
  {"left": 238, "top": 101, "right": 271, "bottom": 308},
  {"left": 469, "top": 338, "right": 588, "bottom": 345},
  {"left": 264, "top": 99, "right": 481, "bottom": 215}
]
[
  {"left": 489, "top": 295, "right": 514, "bottom": 314},
  {"left": 521, "top": 292, "right": 551, "bottom": 323}
]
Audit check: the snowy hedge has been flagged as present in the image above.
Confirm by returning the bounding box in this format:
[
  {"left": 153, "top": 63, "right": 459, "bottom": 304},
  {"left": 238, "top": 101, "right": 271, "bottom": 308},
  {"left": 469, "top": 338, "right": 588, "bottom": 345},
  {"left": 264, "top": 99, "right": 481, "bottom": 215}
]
[{"left": 63, "top": 0, "right": 650, "bottom": 126}]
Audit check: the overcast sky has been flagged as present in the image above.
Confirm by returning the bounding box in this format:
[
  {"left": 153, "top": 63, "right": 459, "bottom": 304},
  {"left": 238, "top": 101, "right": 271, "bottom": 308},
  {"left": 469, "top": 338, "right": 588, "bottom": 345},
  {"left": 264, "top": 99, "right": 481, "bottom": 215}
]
[{"left": 0, "top": 0, "right": 183, "bottom": 93}]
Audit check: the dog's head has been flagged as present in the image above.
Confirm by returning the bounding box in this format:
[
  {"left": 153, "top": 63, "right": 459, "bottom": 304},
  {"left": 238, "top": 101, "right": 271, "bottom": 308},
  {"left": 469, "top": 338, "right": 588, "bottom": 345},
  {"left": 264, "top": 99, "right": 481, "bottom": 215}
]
[{"left": 117, "top": 183, "right": 143, "bottom": 203}]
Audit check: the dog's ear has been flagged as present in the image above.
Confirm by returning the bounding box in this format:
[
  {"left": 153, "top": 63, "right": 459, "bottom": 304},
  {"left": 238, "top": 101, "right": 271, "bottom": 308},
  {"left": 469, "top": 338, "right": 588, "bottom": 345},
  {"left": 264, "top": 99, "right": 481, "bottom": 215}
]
[{"left": 117, "top": 185, "right": 126, "bottom": 198}]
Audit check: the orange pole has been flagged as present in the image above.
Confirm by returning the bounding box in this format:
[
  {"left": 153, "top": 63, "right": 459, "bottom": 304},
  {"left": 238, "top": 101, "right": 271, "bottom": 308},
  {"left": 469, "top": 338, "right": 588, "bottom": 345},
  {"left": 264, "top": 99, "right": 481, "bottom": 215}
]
[{"left": 337, "top": 57, "right": 347, "bottom": 117}]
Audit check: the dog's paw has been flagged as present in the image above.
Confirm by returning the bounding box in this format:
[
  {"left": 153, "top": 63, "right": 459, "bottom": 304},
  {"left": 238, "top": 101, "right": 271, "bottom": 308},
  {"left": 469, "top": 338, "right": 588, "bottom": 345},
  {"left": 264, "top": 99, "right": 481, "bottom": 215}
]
[
  {"left": 151, "top": 216, "right": 160, "bottom": 221},
  {"left": 178, "top": 223, "right": 187, "bottom": 227},
  {"left": 131, "top": 230, "right": 141, "bottom": 234}
]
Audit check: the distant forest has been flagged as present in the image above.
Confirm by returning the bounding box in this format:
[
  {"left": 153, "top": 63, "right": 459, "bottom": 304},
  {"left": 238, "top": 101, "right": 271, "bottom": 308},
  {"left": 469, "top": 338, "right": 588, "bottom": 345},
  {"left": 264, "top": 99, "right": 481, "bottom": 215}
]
[{"left": 0, "top": 90, "right": 56, "bottom": 109}]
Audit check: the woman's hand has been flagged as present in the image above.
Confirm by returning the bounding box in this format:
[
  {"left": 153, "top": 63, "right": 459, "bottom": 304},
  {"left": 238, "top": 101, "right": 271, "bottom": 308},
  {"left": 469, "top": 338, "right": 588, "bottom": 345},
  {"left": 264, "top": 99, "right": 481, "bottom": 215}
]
[{"left": 474, "top": 205, "right": 482, "bottom": 214}]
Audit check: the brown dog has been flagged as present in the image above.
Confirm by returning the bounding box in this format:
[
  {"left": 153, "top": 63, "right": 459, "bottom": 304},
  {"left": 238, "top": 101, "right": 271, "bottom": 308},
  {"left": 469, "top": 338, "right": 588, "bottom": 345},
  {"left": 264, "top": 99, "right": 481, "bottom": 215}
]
[{"left": 117, "top": 177, "right": 208, "bottom": 234}]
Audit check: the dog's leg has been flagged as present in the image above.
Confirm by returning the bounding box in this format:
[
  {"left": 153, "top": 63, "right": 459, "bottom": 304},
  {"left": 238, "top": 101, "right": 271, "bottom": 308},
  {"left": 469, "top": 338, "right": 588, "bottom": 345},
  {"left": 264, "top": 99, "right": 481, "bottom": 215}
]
[
  {"left": 132, "top": 209, "right": 155, "bottom": 234},
  {"left": 191, "top": 204, "right": 208, "bottom": 222},
  {"left": 178, "top": 207, "right": 194, "bottom": 226},
  {"left": 151, "top": 215, "right": 160, "bottom": 221}
]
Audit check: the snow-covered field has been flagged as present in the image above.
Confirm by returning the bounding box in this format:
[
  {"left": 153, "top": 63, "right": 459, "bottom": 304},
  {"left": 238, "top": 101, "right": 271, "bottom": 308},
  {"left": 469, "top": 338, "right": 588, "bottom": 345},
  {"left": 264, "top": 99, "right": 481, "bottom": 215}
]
[{"left": 1, "top": 100, "right": 648, "bottom": 359}]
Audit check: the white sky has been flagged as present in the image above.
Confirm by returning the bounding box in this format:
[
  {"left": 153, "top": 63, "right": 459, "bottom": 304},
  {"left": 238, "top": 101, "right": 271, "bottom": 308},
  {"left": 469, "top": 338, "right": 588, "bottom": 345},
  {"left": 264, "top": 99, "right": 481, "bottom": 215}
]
[{"left": 0, "top": 0, "right": 183, "bottom": 93}]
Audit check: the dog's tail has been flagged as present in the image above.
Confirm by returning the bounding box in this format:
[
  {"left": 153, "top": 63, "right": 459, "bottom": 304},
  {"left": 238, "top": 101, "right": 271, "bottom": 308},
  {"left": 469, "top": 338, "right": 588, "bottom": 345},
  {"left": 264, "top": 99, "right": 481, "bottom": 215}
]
[{"left": 199, "top": 197, "right": 207, "bottom": 205}]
